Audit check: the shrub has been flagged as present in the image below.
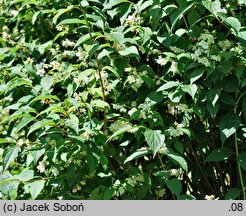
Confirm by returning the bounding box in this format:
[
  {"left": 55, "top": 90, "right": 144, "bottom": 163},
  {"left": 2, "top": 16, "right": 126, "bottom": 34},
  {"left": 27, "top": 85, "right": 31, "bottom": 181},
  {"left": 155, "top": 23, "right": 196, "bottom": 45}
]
[{"left": 0, "top": 0, "right": 245, "bottom": 200}]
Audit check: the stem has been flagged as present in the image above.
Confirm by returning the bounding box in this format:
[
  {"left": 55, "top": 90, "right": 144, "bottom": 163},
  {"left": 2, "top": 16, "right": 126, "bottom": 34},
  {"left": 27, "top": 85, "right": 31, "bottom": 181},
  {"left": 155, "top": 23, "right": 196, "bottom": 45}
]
[
  {"left": 234, "top": 91, "right": 246, "bottom": 200},
  {"left": 189, "top": 144, "right": 215, "bottom": 193},
  {"left": 81, "top": 4, "right": 107, "bottom": 132},
  {"left": 80, "top": 7, "right": 92, "bottom": 38},
  {"left": 95, "top": 55, "right": 107, "bottom": 132},
  {"left": 158, "top": 154, "right": 165, "bottom": 171},
  {"left": 182, "top": 16, "right": 189, "bottom": 29}
]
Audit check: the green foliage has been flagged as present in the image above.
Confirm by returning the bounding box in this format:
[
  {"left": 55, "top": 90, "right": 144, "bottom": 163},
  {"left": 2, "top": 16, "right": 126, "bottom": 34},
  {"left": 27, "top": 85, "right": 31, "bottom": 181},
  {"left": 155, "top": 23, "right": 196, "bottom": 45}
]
[{"left": 0, "top": 0, "right": 245, "bottom": 200}]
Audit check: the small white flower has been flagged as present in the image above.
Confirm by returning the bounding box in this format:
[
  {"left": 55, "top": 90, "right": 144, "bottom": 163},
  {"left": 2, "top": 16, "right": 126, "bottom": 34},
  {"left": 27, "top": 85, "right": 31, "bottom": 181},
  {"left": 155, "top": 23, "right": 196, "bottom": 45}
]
[
  {"left": 170, "top": 61, "right": 177, "bottom": 72},
  {"left": 2, "top": 32, "right": 10, "bottom": 40},
  {"left": 26, "top": 57, "right": 34, "bottom": 64},
  {"left": 17, "top": 139, "right": 24, "bottom": 147},
  {"left": 62, "top": 38, "right": 75, "bottom": 48},
  {"left": 139, "top": 111, "right": 147, "bottom": 119},
  {"left": 126, "top": 13, "right": 137, "bottom": 24},
  {"left": 56, "top": 25, "right": 63, "bottom": 31},
  {"left": 50, "top": 61, "right": 61, "bottom": 70},
  {"left": 37, "top": 161, "right": 45, "bottom": 173},
  {"left": 50, "top": 48, "right": 57, "bottom": 55},
  {"left": 128, "top": 127, "right": 139, "bottom": 133},
  {"left": 170, "top": 169, "right": 179, "bottom": 177},
  {"left": 156, "top": 56, "right": 168, "bottom": 66},
  {"left": 218, "top": 8, "right": 227, "bottom": 13},
  {"left": 81, "top": 76, "right": 91, "bottom": 86},
  {"left": 211, "top": 55, "right": 221, "bottom": 62},
  {"left": 36, "top": 68, "right": 45, "bottom": 77},
  {"left": 81, "top": 131, "right": 90, "bottom": 140},
  {"left": 5, "top": 96, "right": 13, "bottom": 102},
  {"left": 73, "top": 92, "right": 80, "bottom": 100},
  {"left": 128, "top": 108, "right": 137, "bottom": 116},
  {"left": 73, "top": 77, "right": 79, "bottom": 84},
  {"left": 10, "top": 10, "right": 19, "bottom": 17},
  {"left": 127, "top": 75, "right": 136, "bottom": 84},
  {"left": 155, "top": 80, "right": 161, "bottom": 85},
  {"left": 105, "top": 83, "right": 113, "bottom": 94},
  {"left": 76, "top": 51, "right": 87, "bottom": 60},
  {"left": 120, "top": 107, "right": 127, "bottom": 113},
  {"left": 205, "top": 195, "right": 219, "bottom": 200},
  {"left": 95, "top": 71, "right": 108, "bottom": 81},
  {"left": 124, "top": 67, "right": 132, "bottom": 72},
  {"left": 159, "top": 145, "right": 168, "bottom": 154}
]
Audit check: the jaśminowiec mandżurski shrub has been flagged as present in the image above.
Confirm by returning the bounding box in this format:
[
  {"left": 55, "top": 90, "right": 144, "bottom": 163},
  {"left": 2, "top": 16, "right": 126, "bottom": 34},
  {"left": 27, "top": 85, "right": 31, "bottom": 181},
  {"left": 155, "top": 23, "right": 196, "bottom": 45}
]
[{"left": 0, "top": 0, "right": 245, "bottom": 200}]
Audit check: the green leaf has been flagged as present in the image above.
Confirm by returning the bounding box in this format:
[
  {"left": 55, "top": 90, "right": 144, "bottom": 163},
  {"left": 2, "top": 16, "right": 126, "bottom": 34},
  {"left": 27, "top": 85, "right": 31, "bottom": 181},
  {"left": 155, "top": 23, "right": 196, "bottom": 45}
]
[
  {"left": 29, "top": 95, "right": 60, "bottom": 103},
  {"left": 27, "top": 119, "right": 56, "bottom": 136},
  {"left": 157, "top": 81, "right": 180, "bottom": 92},
  {"left": 190, "top": 69, "right": 204, "bottom": 84},
  {"left": 32, "top": 11, "right": 41, "bottom": 25},
  {"left": 41, "top": 76, "right": 54, "bottom": 91},
  {"left": 202, "top": 0, "right": 222, "bottom": 18},
  {"left": 75, "top": 33, "right": 101, "bottom": 48},
  {"left": 3, "top": 145, "right": 20, "bottom": 171},
  {"left": 103, "top": 0, "right": 130, "bottom": 10},
  {"left": 238, "top": 152, "right": 246, "bottom": 172},
  {"left": 25, "top": 180, "right": 45, "bottom": 200},
  {"left": 5, "top": 78, "right": 30, "bottom": 95},
  {"left": 238, "top": 31, "right": 246, "bottom": 42},
  {"left": 30, "top": 148, "right": 46, "bottom": 165},
  {"left": 225, "top": 17, "right": 241, "bottom": 33},
  {"left": 170, "top": 2, "right": 194, "bottom": 31},
  {"left": 205, "top": 147, "right": 234, "bottom": 162},
  {"left": 91, "top": 99, "right": 110, "bottom": 110},
  {"left": 206, "top": 101, "right": 220, "bottom": 118},
  {"left": 39, "top": 105, "right": 66, "bottom": 116},
  {"left": 144, "top": 129, "right": 165, "bottom": 157},
  {"left": 100, "top": 154, "right": 108, "bottom": 171},
  {"left": 166, "top": 152, "right": 188, "bottom": 172},
  {"left": 15, "top": 169, "right": 34, "bottom": 181},
  {"left": 15, "top": 115, "right": 35, "bottom": 133},
  {"left": 53, "top": 5, "right": 74, "bottom": 24},
  {"left": 166, "top": 178, "right": 182, "bottom": 197},
  {"left": 78, "top": 69, "right": 96, "bottom": 80},
  {"left": 181, "top": 84, "right": 197, "bottom": 99},
  {"left": 103, "top": 188, "right": 114, "bottom": 200},
  {"left": 0, "top": 138, "right": 15, "bottom": 145},
  {"left": 178, "top": 194, "right": 196, "bottom": 200},
  {"left": 102, "top": 66, "right": 120, "bottom": 79},
  {"left": 119, "top": 46, "right": 139, "bottom": 58},
  {"left": 219, "top": 113, "right": 241, "bottom": 144},
  {"left": 65, "top": 114, "right": 79, "bottom": 134},
  {"left": 225, "top": 188, "right": 241, "bottom": 200},
  {"left": 98, "top": 48, "right": 114, "bottom": 62},
  {"left": 83, "top": 41, "right": 99, "bottom": 58},
  {"left": 137, "top": 0, "right": 153, "bottom": 12},
  {"left": 208, "top": 87, "right": 221, "bottom": 107},
  {"left": 57, "top": 18, "right": 87, "bottom": 26},
  {"left": 106, "top": 125, "right": 135, "bottom": 143},
  {"left": 86, "top": 154, "right": 97, "bottom": 173},
  {"left": 124, "top": 149, "right": 152, "bottom": 163},
  {"left": 222, "top": 76, "right": 239, "bottom": 93}
]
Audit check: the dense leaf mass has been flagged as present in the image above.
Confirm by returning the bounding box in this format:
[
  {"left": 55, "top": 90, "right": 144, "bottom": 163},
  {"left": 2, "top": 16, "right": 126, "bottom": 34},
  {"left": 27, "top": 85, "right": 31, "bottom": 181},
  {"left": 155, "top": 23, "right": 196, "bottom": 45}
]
[{"left": 0, "top": 0, "right": 245, "bottom": 200}]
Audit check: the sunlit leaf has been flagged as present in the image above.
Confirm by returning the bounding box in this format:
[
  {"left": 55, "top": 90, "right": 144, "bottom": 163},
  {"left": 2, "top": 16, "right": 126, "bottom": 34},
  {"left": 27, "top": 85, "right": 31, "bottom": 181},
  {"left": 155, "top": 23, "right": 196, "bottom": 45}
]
[
  {"left": 3, "top": 145, "right": 20, "bottom": 171},
  {"left": 219, "top": 113, "right": 241, "bottom": 144},
  {"left": 205, "top": 147, "right": 234, "bottom": 162}
]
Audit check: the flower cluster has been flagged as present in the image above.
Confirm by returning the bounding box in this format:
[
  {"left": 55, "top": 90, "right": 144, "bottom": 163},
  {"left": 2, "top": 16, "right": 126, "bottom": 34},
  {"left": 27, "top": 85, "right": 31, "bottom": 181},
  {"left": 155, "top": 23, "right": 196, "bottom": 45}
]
[{"left": 124, "top": 67, "right": 144, "bottom": 91}]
